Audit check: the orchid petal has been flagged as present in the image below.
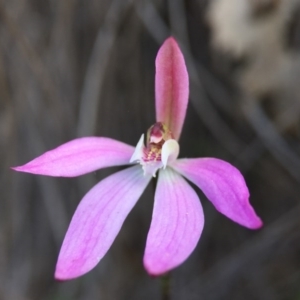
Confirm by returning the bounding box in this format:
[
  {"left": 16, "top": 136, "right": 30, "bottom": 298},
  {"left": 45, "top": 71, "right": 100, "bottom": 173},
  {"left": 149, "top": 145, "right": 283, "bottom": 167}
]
[
  {"left": 130, "top": 134, "right": 145, "bottom": 163},
  {"left": 171, "top": 158, "right": 262, "bottom": 229},
  {"left": 144, "top": 168, "right": 204, "bottom": 275},
  {"left": 12, "top": 137, "right": 134, "bottom": 177},
  {"left": 161, "top": 139, "right": 180, "bottom": 168},
  {"left": 55, "top": 165, "right": 151, "bottom": 280},
  {"left": 155, "top": 37, "right": 189, "bottom": 140}
]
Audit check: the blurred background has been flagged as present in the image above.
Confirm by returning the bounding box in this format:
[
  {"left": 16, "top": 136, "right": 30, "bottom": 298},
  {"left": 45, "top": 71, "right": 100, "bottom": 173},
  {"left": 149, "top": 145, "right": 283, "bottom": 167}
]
[{"left": 2, "top": 0, "right": 300, "bottom": 299}]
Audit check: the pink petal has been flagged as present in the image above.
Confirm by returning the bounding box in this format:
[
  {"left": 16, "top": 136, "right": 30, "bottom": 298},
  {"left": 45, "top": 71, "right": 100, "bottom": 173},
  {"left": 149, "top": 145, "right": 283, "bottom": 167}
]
[
  {"left": 144, "top": 168, "right": 204, "bottom": 275},
  {"left": 55, "top": 165, "right": 151, "bottom": 280},
  {"left": 155, "top": 37, "right": 189, "bottom": 140},
  {"left": 171, "top": 158, "right": 263, "bottom": 229},
  {"left": 12, "top": 137, "right": 134, "bottom": 177}
]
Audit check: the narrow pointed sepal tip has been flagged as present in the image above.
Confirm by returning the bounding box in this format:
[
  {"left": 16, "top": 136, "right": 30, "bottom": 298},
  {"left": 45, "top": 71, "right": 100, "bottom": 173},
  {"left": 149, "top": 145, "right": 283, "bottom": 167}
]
[
  {"left": 54, "top": 267, "right": 82, "bottom": 281},
  {"left": 11, "top": 164, "right": 44, "bottom": 175},
  {"left": 54, "top": 263, "right": 81, "bottom": 281},
  {"left": 11, "top": 165, "right": 28, "bottom": 172},
  {"left": 248, "top": 217, "right": 263, "bottom": 230},
  {"left": 235, "top": 202, "right": 263, "bottom": 230},
  {"left": 144, "top": 263, "right": 169, "bottom": 277},
  {"left": 11, "top": 166, "right": 19, "bottom": 171},
  {"left": 54, "top": 273, "right": 69, "bottom": 282}
]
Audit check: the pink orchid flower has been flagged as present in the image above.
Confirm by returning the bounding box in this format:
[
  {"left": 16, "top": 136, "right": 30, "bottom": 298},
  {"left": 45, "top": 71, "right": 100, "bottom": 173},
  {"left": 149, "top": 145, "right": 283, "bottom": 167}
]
[{"left": 13, "top": 37, "right": 262, "bottom": 280}]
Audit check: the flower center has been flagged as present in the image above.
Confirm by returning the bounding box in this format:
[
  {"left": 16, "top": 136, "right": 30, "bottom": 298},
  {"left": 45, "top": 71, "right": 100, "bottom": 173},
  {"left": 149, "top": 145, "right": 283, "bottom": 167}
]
[
  {"left": 143, "top": 122, "right": 174, "bottom": 163},
  {"left": 130, "top": 122, "right": 179, "bottom": 177}
]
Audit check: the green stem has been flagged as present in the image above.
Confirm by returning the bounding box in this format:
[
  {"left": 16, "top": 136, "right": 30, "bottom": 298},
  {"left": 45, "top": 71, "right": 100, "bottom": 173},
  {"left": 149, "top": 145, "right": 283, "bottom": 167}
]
[{"left": 161, "top": 272, "right": 171, "bottom": 300}]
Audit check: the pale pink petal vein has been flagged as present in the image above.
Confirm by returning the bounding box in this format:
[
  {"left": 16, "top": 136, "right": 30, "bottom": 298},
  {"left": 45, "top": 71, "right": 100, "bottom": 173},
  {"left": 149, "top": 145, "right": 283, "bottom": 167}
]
[
  {"left": 55, "top": 165, "right": 151, "bottom": 280},
  {"left": 171, "top": 158, "right": 262, "bottom": 229},
  {"left": 144, "top": 167, "right": 204, "bottom": 275},
  {"left": 12, "top": 137, "right": 135, "bottom": 177}
]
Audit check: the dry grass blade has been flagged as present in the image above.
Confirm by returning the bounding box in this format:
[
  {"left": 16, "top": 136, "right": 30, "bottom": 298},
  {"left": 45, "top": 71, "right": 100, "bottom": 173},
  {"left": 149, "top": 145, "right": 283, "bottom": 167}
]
[
  {"left": 242, "top": 95, "right": 300, "bottom": 182},
  {"left": 77, "top": 0, "right": 135, "bottom": 137}
]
